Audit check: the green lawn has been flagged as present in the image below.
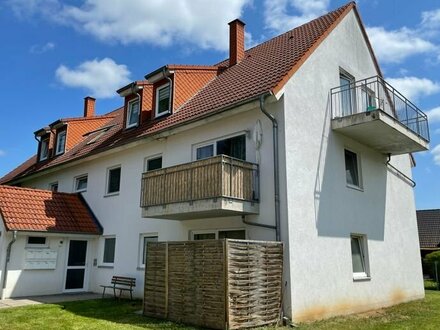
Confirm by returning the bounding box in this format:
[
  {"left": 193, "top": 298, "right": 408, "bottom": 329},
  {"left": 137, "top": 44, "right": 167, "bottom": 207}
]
[{"left": 2, "top": 291, "right": 440, "bottom": 329}]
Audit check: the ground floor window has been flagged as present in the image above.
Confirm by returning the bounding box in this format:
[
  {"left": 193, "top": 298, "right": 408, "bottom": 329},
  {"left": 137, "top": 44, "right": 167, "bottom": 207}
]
[
  {"left": 351, "top": 234, "right": 370, "bottom": 279},
  {"left": 139, "top": 234, "right": 158, "bottom": 267},
  {"left": 191, "top": 229, "right": 246, "bottom": 240},
  {"left": 102, "top": 236, "right": 116, "bottom": 265}
]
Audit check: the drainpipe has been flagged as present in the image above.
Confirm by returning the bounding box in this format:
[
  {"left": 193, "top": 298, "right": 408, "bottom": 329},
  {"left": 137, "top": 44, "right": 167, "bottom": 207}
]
[
  {"left": 1, "top": 230, "right": 17, "bottom": 298},
  {"left": 386, "top": 154, "right": 416, "bottom": 187},
  {"left": 243, "top": 95, "right": 281, "bottom": 241}
]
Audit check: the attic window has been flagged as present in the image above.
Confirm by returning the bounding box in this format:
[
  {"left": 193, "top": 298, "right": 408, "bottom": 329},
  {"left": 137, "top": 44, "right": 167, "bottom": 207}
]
[
  {"left": 55, "top": 131, "right": 66, "bottom": 155},
  {"left": 39, "top": 137, "right": 49, "bottom": 161},
  {"left": 126, "top": 99, "right": 140, "bottom": 128},
  {"left": 155, "top": 83, "right": 171, "bottom": 117}
]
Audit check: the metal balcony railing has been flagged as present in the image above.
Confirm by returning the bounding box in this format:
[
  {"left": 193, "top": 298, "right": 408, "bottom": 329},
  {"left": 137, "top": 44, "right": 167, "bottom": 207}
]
[
  {"left": 331, "top": 75, "right": 430, "bottom": 142},
  {"left": 140, "top": 155, "right": 259, "bottom": 208}
]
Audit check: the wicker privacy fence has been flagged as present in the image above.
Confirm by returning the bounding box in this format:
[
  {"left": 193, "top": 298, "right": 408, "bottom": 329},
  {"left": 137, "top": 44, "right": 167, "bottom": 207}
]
[{"left": 144, "top": 239, "right": 283, "bottom": 329}]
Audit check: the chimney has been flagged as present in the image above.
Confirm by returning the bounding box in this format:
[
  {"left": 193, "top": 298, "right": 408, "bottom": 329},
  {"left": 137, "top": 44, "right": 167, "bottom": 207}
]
[
  {"left": 228, "top": 19, "right": 245, "bottom": 66},
  {"left": 83, "top": 96, "right": 96, "bottom": 117}
]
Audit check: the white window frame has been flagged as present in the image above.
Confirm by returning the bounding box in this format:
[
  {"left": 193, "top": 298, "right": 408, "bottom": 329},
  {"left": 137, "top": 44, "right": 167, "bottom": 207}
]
[
  {"left": 100, "top": 235, "right": 116, "bottom": 267},
  {"left": 344, "top": 148, "right": 363, "bottom": 190},
  {"left": 190, "top": 228, "right": 246, "bottom": 240},
  {"left": 350, "top": 234, "right": 370, "bottom": 280},
  {"left": 39, "top": 138, "right": 49, "bottom": 161},
  {"left": 105, "top": 165, "right": 121, "bottom": 196},
  {"left": 49, "top": 181, "right": 59, "bottom": 192},
  {"left": 55, "top": 131, "right": 67, "bottom": 155},
  {"left": 143, "top": 154, "right": 163, "bottom": 172},
  {"left": 74, "top": 174, "right": 88, "bottom": 193},
  {"left": 126, "top": 99, "right": 140, "bottom": 129},
  {"left": 138, "top": 233, "right": 159, "bottom": 269},
  {"left": 192, "top": 131, "right": 248, "bottom": 161},
  {"left": 26, "top": 236, "right": 48, "bottom": 248},
  {"left": 155, "top": 83, "right": 171, "bottom": 118}
]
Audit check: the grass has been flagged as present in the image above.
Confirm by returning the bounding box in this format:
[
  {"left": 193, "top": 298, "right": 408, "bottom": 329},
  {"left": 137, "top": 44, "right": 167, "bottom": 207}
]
[{"left": 2, "top": 292, "right": 440, "bottom": 329}]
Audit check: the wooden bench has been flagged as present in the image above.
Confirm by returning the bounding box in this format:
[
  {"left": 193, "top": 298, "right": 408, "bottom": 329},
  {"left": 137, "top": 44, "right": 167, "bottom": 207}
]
[{"left": 100, "top": 276, "right": 136, "bottom": 300}]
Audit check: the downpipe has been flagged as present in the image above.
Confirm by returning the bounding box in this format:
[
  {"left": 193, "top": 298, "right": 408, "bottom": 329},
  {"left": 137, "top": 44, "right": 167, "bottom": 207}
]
[
  {"left": 386, "top": 154, "right": 416, "bottom": 188},
  {"left": 1, "top": 230, "right": 17, "bottom": 299}
]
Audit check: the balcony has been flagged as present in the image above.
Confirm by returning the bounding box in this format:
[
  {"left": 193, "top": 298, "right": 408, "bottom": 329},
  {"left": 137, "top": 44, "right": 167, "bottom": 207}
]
[
  {"left": 330, "top": 76, "right": 429, "bottom": 155},
  {"left": 140, "top": 155, "right": 259, "bottom": 219}
]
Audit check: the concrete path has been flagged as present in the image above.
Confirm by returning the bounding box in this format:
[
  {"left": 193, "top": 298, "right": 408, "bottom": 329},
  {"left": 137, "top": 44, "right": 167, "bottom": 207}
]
[{"left": 0, "top": 292, "right": 103, "bottom": 309}]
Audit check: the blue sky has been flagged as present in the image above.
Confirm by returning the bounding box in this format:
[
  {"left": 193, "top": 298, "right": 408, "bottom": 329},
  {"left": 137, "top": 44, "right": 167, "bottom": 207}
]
[{"left": 0, "top": 0, "right": 439, "bottom": 209}]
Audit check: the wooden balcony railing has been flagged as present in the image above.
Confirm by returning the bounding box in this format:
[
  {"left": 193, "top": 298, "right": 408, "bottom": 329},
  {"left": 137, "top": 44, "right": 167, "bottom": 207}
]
[{"left": 140, "top": 155, "right": 259, "bottom": 208}]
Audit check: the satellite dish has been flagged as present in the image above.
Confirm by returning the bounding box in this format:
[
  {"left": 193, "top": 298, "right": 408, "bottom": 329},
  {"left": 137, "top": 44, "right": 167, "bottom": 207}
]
[{"left": 253, "top": 120, "right": 263, "bottom": 150}]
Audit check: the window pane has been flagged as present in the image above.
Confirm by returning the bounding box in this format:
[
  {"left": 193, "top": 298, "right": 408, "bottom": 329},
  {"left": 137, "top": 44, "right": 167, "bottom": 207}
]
[
  {"left": 103, "top": 238, "right": 116, "bottom": 263},
  {"left": 147, "top": 157, "right": 162, "bottom": 171},
  {"left": 28, "top": 236, "right": 46, "bottom": 245},
  {"left": 76, "top": 176, "right": 88, "bottom": 191},
  {"left": 142, "top": 236, "right": 158, "bottom": 265},
  {"left": 196, "top": 145, "right": 214, "bottom": 160},
  {"left": 40, "top": 139, "right": 49, "bottom": 160},
  {"left": 345, "top": 150, "right": 359, "bottom": 186},
  {"left": 340, "top": 74, "right": 354, "bottom": 116},
  {"left": 219, "top": 230, "right": 245, "bottom": 239},
  {"left": 127, "top": 101, "right": 140, "bottom": 126},
  {"left": 217, "top": 135, "right": 246, "bottom": 160},
  {"left": 56, "top": 131, "right": 66, "bottom": 155},
  {"left": 157, "top": 85, "right": 170, "bottom": 114},
  {"left": 107, "top": 168, "right": 121, "bottom": 193},
  {"left": 193, "top": 233, "right": 216, "bottom": 240},
  {"left": 351, "top": 237, "right": 365, "bottom": 273},
  {"left": 50, "top": 183, "right": 58, "bottom": 192}
]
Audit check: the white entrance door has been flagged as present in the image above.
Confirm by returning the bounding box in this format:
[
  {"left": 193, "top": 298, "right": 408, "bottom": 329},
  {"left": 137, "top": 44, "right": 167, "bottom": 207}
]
[{"left": 64, "top": 240, "right": 88, "bottom": 291}]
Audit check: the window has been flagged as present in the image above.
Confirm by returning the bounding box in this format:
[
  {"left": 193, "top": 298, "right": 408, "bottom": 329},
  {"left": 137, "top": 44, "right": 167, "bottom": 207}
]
[
  {"left": 103, "top": 237, "right": 116, "bottom": 264},
  {"left": 155, "top": 83, "right": 171, "bottom": 117},
  {"left": 339, "top": 70, "right": 355, "bottom": 116},
  {"left": 27, "top": 236, "right": 47, "bottom": 246},
  {"left": 106, "top": 166, "right": 121, "bottom": 195},
  {"left": 344, "top": 149, "right": 361, "bottom": 188},
  {"left": 146, "top": 156, "right": 162, "bottom": 171},
  {"left": 39, "top": 138, "right": 49, "bottom": 161},
  {"left": 49, "top": 182, "right": 58, "bottom": 192},
  {"left": 191, "top": 229, "right": 245, "bottom": 240},
  {"left": 139, "top": 235, "right": 158, "bottom": 267},
  {"left": 126, "top": 99, "right": 140, "bottom": 128},
  {"left": 195, "top": 134, "right": 246, "bottom": 161},
  {"left": 55, "top": 131, "right": 66, "bottom": 155},
  {"left": 74, "top": 175, "right": 88, "bottom": 192},
  {"left": 350, "top": 234, "right": 369, "bottom": 279}
]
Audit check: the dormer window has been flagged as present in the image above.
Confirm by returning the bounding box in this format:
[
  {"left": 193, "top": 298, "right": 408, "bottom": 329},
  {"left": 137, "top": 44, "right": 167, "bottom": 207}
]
[
  {"left": 155, "top": 83, "right": 171, "bottom": 117},
  {"left": 39, "top": 137, "right": 49, "bottom": 161},
  {"left": 126, "top": 99, "right": 140, "bottom": 128},
  {"left": 55, "top": 131, "right": 66, "bottom": 155}
]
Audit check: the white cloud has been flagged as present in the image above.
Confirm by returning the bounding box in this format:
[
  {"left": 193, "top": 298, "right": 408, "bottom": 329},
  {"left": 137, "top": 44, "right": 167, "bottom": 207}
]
[
  {"left": 421, "top": 9, "right": 440, "bottom": 30},
  {"left": 7, "top": 0, "right": 251, "bottom": 51},
  {"left": 431, "top": 144, "right": 440, "bottom": 166},
  {"left": 30, "top": 42, "right": 55, "bottom": 54},
  {"left": 264, "top": 0, "right": 330, "bottom": 34},
  {"left": 426, "top": 106, "right": 440, "bottom": 123},
  {"left": 386, "top": 76, "right": 440, "bottom": 101},
  {"left": 55, "top": 58, "right": 131, "bottom": 98},
  {"left": 0, "top": 150, "right": 5, "bottom": 157},
  {"left": 366, "top": 26, "right": 436, "bottom": 63}
]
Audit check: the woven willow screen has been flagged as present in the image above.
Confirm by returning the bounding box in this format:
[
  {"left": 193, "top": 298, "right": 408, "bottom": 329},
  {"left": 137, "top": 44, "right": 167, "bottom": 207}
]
[{"left": 144, "top": 239, "right": 283, "bottom": 329}]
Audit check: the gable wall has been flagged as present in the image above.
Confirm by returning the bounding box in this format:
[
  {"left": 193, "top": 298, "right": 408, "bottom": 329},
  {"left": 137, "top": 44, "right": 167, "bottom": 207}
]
[{"left": 281, "top": 9, "right": 423, "bottom": 321}]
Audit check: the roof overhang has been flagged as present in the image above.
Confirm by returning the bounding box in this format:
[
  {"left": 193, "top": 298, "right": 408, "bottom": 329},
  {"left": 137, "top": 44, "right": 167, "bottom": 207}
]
[{"left": 144, "top": 65, "right": 174, "bottom": 84}]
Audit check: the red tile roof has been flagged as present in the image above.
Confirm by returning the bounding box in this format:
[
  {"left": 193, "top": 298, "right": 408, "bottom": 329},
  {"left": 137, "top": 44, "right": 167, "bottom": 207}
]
[
  {"left": 0, "top": 185, "right": 102, "bottom": 234},
  {"left": 1, "top": 2, "right": 362, "bottom": 184},
  {"left": 417, "top": 209, "right": 440, "bottom": 249}
]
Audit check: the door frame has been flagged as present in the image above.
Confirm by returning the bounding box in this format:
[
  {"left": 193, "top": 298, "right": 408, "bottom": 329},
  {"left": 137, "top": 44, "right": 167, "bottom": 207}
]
[{"left": 63, "top": 239, "right": 90, "bottom": 293}]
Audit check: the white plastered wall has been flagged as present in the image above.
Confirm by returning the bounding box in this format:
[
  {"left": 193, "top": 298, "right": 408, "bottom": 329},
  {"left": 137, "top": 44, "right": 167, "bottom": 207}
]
[
  {"left": 22, "top": 104, "right": 282, "bottom": 298},
  {"left": 281, "top": 9, "right": 424, "bottom": 321}
]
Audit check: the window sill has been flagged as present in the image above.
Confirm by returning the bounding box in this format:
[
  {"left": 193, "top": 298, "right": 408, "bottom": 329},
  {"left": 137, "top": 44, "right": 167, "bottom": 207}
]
[
  {"left": 125, "top": 123, "right": 138, "bottom": 130},
  {"left": 353, "top": 276, "right": 371, "bottom": 282},
  {"left": 97, "top": 265, "right": 114, "bottom": 269},
  {"left": 155, "top": 111, "right": 170, "bottom": 119},
  {"left": 104, "top": 192, "right": 120, "bottom": 198},
  {"left": 346, "top": 184, "right": 363, "bottom": 192},
  {"left": 75, "top": 190, "right": 87, "bottom": 193}
]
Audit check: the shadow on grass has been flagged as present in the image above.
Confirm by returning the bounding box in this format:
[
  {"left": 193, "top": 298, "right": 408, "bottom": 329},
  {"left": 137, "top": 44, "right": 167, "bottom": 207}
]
[{"left": 55, "top": 298, "right": 206, "bottom": 330}]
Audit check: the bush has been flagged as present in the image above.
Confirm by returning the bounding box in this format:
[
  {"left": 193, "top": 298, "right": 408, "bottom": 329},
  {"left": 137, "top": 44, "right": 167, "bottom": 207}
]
[{"left": 423, "top": 251, "right": 440, "bottom": 281}]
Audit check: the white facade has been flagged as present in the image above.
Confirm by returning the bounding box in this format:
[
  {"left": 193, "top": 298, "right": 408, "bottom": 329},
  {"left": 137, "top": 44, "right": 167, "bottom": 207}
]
[{"left": 0, "top": 8, "right": 424, "bottom": 322}]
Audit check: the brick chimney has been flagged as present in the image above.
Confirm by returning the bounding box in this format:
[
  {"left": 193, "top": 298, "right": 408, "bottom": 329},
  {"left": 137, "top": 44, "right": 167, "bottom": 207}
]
[
  {"left": 228, "top": 19, "right": 245, "bottom": 66},
  {"left": 83, "top": 96, "right": 96, "bottom": 117}
]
